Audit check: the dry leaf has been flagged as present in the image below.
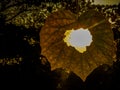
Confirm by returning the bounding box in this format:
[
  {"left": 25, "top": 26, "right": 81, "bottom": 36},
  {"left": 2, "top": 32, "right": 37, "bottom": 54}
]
[{"left": 40, "top": 10, "right": 116, "bottom": 81}]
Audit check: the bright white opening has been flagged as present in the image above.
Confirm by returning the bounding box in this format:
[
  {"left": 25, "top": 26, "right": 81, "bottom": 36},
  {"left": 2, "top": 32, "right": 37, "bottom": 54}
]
[{"left": 63, "top": 28, "right": 93, "bottom": 53}]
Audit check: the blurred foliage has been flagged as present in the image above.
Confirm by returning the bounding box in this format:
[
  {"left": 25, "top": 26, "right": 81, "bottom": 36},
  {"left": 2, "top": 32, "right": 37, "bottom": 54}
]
[
  {"left": 0, "top": 19, "right": 41, "bottom": 64},
  {"left": 0, "top": 0, "right": 119, "bottom": 31},
  {"left": 0, "top": 0, "right": 95, "bottom": 29}
]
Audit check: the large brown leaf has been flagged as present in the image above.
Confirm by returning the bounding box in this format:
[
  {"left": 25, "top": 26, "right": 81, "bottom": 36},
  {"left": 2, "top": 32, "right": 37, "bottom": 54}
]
[{"left": 40, "top": 10, "right": 116, "bottom": 81}]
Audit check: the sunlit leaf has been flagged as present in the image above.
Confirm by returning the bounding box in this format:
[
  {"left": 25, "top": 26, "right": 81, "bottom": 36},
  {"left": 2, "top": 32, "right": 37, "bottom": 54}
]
[{"left": 40, "top": 9, "right": 116, "bottom": 81}]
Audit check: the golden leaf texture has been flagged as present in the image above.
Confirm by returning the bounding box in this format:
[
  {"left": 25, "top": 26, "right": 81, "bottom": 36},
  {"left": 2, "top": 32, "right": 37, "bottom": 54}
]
[{"left": 40, "top": 10, "right": 116, "bottom": 81}]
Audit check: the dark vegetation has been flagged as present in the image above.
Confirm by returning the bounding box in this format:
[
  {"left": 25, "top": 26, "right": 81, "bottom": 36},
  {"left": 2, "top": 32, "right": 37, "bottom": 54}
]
[{"left": 0, "top": 0, "right": 120, "bottom": 89}]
